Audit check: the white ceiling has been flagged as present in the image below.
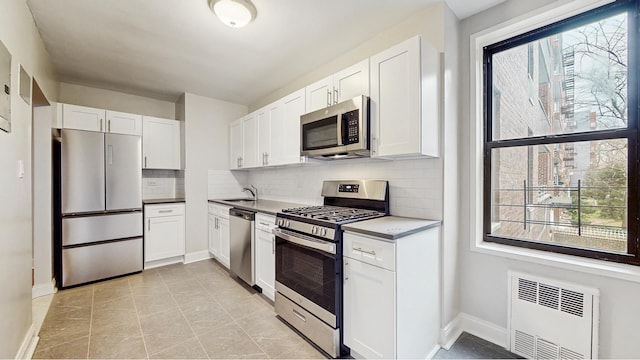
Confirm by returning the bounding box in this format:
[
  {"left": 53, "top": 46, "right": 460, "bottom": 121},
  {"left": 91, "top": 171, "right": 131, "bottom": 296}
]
[{"left": 27, "top": 0, "right": 504, "bottom": 106}]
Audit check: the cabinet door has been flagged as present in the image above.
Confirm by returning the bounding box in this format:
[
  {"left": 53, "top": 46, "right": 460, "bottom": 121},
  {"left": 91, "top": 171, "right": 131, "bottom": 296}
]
[
  {"left": 142, "top": 116, "right": 181, "bottom": 170},
  {"left": 256, "top": 107, "right": 271, "bottom": 167},
  {"left": 106, "top": 110, "right": 142, "bottom": 135},
  {"left": 218, "top": 217, "right": 231, "bottom": 268},
  {"left": 370, "top": 36, "right": 422, "bottom": 157},
  {"left": 62, "top": 104, "right": 106, "bottom": 132},
  {"left": 272, "top": 88, "right": 305, "bottom": 166},
  {"left": 242, "top": 113, "right": 258, "bottom": 168},
  {"left": 305, "top": 76, "right": 332, "bottom": 112},
  {"left": 145, "top": 215, "right": 185, "bottom": 262},
  {"left": 334, "top": 59, "right": 370, "bottom": 103},
  {"left": 229, "top": 118, "right": 243, "bottom": 170},
  {"left": 255, "top": 229, "right": 275, "bottom": 301},
  {"left": 208, "top": 215, "right": 220, "bottom": 258},
  {"left": 343, "top": 257, "right": 396, "bottom": 359}
]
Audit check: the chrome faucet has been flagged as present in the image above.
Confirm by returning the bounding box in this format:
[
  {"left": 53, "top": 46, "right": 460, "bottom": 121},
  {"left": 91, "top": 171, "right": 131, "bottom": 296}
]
[{"left": 242, "top": 185, "right": 257, "bottom": 200}]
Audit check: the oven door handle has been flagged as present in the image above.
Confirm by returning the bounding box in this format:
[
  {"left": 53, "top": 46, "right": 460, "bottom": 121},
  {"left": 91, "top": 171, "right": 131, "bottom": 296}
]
[{"left": 273, "top": 229, "right": 336, "bottom": 255}]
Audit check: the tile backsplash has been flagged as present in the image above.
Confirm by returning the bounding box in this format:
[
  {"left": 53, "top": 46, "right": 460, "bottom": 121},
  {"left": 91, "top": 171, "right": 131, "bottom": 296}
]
[
  {"left": 207, "top": 170, "right": 249, "bottom": 199},
  {"left": 208, "top": 158, "right": 443, "bottom": 220},
  {"left": 142, "top": 170, "right": 185, "bottom": 199}
]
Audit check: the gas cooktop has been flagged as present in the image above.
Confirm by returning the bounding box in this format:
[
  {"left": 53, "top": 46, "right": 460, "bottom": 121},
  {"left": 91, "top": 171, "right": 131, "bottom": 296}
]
[{"left": 281, "top": 205, "right": 385, "bottom": 224}]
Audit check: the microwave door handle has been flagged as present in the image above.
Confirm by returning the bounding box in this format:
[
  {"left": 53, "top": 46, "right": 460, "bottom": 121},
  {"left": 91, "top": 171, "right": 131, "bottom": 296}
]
[{"left": 336, "top": 113, "right": 344, "bottom": 146}]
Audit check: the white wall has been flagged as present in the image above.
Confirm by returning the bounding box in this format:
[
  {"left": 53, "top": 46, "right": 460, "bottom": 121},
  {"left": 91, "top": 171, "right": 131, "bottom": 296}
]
[
  {"left": 441, "top": 4, "right": 461, "bottom": 334},
  {"left": 0, "top": 0, "right": 58, "bottom": 357},
  {"left": 59, "top": 82, "right": 175, "bottom": 118},
  {"left": 458, "top": 0, "right": 640, "bottom": 358},
  {"left": 32, "top": 105, "right": 54, "bottom": 297},
  {"left": 181, "top": 93, "right": 246, "bottom": 255}
]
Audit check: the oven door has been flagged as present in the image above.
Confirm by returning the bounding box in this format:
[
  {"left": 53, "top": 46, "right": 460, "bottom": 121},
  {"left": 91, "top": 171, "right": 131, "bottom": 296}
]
[{"left": 274, "top": 228, "right": 338, "bottom": 327}]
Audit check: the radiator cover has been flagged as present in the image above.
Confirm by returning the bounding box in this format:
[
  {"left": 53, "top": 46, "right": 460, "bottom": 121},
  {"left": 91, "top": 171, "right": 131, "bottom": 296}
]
[{"left": 508, "top": 271, "right": 599, "bottom": 359}]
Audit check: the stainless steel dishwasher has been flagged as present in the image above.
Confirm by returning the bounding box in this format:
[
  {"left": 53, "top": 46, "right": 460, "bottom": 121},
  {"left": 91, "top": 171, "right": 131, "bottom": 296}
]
[{"left": 229, "top": 208, "right": 255, "bottom": 286}]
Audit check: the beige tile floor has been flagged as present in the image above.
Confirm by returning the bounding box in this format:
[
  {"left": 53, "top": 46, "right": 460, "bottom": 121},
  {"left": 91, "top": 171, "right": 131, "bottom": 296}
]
[{"left": 33, "top": 260, "right": 325, "bottom": 359}]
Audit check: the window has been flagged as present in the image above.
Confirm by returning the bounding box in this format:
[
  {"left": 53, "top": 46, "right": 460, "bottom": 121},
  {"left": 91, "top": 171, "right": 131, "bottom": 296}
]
[{"left": 483, "top": 0, "right": 639, "bottom": 265}]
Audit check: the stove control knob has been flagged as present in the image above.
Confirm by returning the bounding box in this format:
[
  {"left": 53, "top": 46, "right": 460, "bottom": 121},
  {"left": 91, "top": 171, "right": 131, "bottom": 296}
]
[
  {"left": 278, "top": 219, "right": 283, "bottom": 226},
  {"left": 311, "top": 226, "right": 317, "bottom": 234},
  {"left": 321, "top": 228, "right": 327, "bottom": 236},
  {"left": 286, "top": 220, "right": 291, "bottom": 227}
]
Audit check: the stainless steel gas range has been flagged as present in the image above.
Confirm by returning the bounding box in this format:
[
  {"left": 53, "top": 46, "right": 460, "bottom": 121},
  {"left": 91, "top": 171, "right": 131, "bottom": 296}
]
[{"left": 273, "top": 180, "right": 389, "bottom": 358}]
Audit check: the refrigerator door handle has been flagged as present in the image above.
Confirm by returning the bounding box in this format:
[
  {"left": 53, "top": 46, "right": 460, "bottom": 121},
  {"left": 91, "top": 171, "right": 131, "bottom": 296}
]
[{"left": 107, "top": 145, "right": 114, "bottom": 165}]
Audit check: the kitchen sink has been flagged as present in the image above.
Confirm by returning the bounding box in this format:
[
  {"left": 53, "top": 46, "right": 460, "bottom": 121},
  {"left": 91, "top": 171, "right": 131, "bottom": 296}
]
[{"left": 224, "top": 198, "right": 257, "bottom": 203}]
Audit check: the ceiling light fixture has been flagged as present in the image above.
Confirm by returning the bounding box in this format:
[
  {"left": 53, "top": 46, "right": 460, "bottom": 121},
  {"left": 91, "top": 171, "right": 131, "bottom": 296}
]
[{"left": 209, "top": 0, "right": 257, "bottom": 28}]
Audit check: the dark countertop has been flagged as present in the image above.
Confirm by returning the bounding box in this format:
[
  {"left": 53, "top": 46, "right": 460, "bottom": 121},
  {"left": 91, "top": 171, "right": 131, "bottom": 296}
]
[
  {"left": 208, "top": 198, "right": 311, "bottom": 216},
  {"left": 342, "top": 216, "right": 441, "bottom": 241},
  {"left": 143, "top": 198, "right": 186, "bottom": 205}
]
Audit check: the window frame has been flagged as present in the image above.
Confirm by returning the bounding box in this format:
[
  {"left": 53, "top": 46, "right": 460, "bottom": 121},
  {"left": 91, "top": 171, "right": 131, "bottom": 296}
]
[{"left": 482, "top": 0, "right": 640, "bottom": 265}]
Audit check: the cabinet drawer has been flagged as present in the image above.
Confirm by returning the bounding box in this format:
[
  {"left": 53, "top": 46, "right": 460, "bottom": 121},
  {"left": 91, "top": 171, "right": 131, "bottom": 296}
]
[
  {"left": 208, "top": 203, "right": 231, "bottom": 218},
  {"left": 256, "top": 213, "right": 276, "bottom": 231},
  {"left": 343, "top": 232, "right": 395, "bottom": 271},
  {"left": 145, "top": 203, "right": 185, "bottom": 218}
]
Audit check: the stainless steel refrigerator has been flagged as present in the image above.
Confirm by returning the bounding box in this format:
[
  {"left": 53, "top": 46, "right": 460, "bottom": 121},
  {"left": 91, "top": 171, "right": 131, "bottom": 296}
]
[{"left": 53, "top": 129, "right": 143, "bottom": 288}]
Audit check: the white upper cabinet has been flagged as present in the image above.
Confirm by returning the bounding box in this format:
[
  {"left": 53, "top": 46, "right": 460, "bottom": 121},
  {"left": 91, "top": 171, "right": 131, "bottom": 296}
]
[
  {"left": 229, "top": 118, "right": 244, "bottom": 170},
  {"left": 257, "top": 102, "right": 281, "bottom": 167},
  {"left": 106, "top": 110, "right": 142, "bottom": 136},
  {"left": 62, "top": 104, "right": 106, "bottom": 132},
  {"left": 142, "top": 116, "right": 181, "bottom": 170},
  {"left": 305, "top": 76, "right": 333, "bottom": 113},
  {"left": 273, "top": 88, "right": 306, "bottom": 166},
  {"left": 334, "top": 59, "right": 370, "bottom": 103},
  {"left": 306, "top": 59, "right": 369, "bottom": 112},
  {"left": 370, "top": 35, "right": 440, "bottom": 158},
  {"left": 242, "top": 113, "right": 258, "bottom": 168},
  {"left": 62, "top": 104, "right": 142, "bottom": 136},
  {"left": 231, "top": 88, "right": 306, "bottom": 170}
]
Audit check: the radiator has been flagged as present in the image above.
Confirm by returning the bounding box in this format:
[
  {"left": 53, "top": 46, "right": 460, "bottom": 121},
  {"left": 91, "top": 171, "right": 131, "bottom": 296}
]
[{"left": 508, "top": 271, "right": 599, "bottom": 359}]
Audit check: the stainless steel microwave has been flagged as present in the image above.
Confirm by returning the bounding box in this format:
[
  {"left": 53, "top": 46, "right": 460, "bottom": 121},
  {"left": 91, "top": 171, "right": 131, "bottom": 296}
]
[{"left": 300, "top": 95, "right": 370, "bottom": 159}]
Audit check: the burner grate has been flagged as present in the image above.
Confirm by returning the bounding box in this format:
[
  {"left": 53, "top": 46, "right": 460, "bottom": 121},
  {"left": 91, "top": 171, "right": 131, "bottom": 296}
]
[{"left": 281, "top": 205, "right": 384, "bottom": 224}]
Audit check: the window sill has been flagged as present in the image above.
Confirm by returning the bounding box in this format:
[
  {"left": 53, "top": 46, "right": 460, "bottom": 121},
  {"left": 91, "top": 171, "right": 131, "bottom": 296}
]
[{"left": 472, "top": 240, "right": 640, "bottom": 283}]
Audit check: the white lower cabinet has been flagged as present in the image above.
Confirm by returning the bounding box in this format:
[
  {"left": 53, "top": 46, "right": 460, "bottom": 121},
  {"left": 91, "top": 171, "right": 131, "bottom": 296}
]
[
  {"left": 144, "top": 203, "right": 185, "bottom": 266},
  {"left": 208, "top": 203, "right": 231, "bottom": 269},
  {"left": 343, "top": 226, "right": 441, "bottom": 359},
  {"left": 343, "top": 257, "right": 396, "bottom": 359},
  {"left": 255, "top": 213, "right": 276, "bottom": 301}
]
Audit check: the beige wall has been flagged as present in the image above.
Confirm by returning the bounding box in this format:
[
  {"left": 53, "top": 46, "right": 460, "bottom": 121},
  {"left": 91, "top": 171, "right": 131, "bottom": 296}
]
[
  {"left": 59, "top": 82, "right": 175, "bottom": 119},
  {"left": 182, "top": 93, "right": 246, "bottom": 255},
  {"left": 0, "top": 0, "right": 58, "bottom": 357},
  {"left": 249, "top": 3, "right": 445, "bottom": 112}
]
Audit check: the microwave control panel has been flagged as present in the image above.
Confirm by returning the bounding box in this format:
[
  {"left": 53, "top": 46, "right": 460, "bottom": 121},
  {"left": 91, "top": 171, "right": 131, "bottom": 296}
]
[{"left": 342, "top": 110, "right": 360, "bottom": 144}]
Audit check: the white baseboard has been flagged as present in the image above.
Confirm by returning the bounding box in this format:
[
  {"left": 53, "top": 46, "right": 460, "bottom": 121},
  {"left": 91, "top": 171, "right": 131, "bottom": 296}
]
[
  {"left": 425, "top": 344, "right": 441, "bottom": 359},
  {"left": 184, "top": 250, "right": 211, "bottom": 264},
  {"left": 15, "top": 324, "right": 38, "bottom": 360},
  {"left": 32, "top": 278, "right": 56, "bottom": 299},
  {"left": 440, "top": 314, "right": 464, "bottom": 350},
  {"left": 440, "top": 313, "right": 508, "bottom": 350},
  {"left": 144, "top": 256, "right": 184, "bottom": 270}
]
